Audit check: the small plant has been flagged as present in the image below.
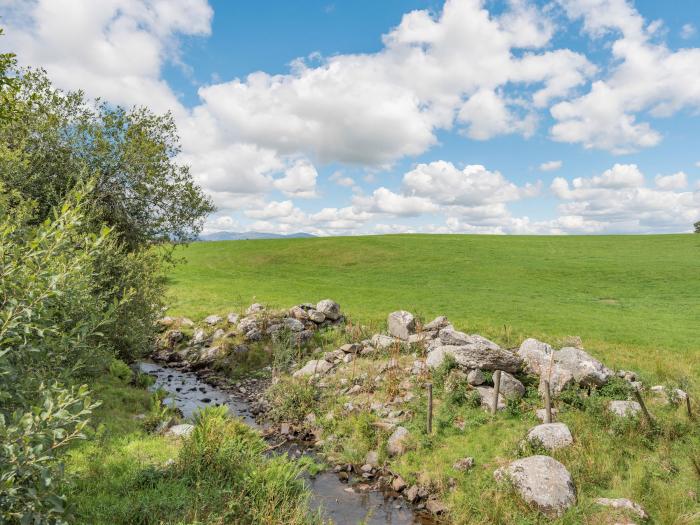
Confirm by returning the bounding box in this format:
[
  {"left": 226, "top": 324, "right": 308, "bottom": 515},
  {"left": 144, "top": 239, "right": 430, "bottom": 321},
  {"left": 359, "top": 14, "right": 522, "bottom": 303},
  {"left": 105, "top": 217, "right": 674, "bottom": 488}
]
[
  {"left": 108, "top": 359, "right": 133, "bottom": 383},
  {"left": 265, "top": 376, "right": 317, "bottom": 423},
  {"left": 142, "top": 389, "right": 177, "bottom": 432}
]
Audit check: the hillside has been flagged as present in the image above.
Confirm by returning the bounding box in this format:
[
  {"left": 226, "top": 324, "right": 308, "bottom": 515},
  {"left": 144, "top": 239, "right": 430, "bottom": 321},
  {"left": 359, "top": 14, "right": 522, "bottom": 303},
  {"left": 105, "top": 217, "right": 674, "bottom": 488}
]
[{"left": 167, "top": 233, "right": 700, "bottom": 380}]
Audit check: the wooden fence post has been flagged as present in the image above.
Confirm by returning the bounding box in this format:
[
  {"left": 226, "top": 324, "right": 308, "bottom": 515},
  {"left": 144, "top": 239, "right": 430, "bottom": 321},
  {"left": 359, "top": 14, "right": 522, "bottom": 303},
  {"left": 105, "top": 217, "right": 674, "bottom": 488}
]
[
  {"left": 491, "top": 370, "right": 502, "bottom": 415},
  {"left": 543, "top": 380, "right": 552, "bottom": 424},
  {"left": 633, "top": 389, "right": 654, "bottom": 426},
  {"left": 426, "top": 382, "right": 433, "bottom": 434}
]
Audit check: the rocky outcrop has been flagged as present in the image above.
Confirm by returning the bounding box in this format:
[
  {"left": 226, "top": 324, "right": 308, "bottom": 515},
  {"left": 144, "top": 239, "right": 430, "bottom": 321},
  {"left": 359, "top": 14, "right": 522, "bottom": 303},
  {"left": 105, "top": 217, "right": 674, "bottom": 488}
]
[
  {"left": 495, "top": 455, "right": 576, "bottom": 517},
  {"left": 526, "top": 423, "right": 573, "bottom": 451},
  {"left": 426, "top": 345, "right": 523, "bottom": 373},
  {"left": 387, "top": 311, "right": 416, "bottom": 340},
  {"left": 316, "top": 299, "right": 341, "bottom": 321}
]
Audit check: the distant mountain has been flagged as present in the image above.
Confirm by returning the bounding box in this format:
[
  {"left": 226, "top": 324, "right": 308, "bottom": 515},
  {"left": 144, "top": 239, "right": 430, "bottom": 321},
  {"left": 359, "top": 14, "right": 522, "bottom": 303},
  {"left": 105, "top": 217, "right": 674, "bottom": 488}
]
[{"left": 198, "top": 231, "right": 316, "bottom": 241}]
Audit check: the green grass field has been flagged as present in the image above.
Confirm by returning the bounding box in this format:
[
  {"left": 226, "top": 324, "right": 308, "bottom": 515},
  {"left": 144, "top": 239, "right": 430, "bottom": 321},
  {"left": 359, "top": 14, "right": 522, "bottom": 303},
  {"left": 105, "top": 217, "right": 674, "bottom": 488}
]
[{"left": 167, "top": 234, "right": 699, "bottom": 380}]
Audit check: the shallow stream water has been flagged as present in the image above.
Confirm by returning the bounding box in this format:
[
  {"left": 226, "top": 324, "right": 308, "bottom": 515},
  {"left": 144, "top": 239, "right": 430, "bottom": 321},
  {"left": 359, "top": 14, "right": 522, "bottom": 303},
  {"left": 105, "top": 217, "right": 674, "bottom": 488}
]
[{"left": 138, "top": 362, "right": 428, "bottom": 525}]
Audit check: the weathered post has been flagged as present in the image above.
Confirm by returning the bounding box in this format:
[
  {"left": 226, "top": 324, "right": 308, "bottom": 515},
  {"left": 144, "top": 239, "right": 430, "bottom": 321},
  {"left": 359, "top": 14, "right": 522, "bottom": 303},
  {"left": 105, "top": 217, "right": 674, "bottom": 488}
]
[
  {"left": 426, "top": 382, "right": 433, "bottom": 434},
  {"left": 543, "top": 380, "right": 552, "bottom": 424},
  {"left": 491, "top": 370, "right": 502, "bottom": 415},
  {"left": 687, "top": 394, "right": 693, "bottom": 418},
  {"left": 633, "top": 389, "right": 654, "bottom": 426}
]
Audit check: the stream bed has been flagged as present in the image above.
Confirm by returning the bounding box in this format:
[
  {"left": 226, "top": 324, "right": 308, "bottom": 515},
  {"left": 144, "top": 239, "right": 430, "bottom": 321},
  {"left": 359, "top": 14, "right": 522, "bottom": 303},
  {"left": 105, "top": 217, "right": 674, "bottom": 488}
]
[{"left": 138, "top": 362, "right": 429, "bottom": 525}]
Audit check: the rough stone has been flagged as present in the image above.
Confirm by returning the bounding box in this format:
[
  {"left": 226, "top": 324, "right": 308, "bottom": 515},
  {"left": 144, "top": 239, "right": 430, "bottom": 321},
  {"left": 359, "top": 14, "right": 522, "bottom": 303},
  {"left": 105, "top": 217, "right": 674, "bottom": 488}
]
[
  {"left": 476, "top": 386, "right": 506, "bottom": 411},
  {"left": 405, "top": 485, "right": 420, "bottom": 503},
  {"left": 595, "top": 498, "right": 648, "bottom": 520},
  {"left": 283, "top": 317, "right": 305, "bottom": 332},
  {"left": 535, "top": 408, "right": 559, "bottom": 422},
  {"left": 212, "top": 328, "right": 225, "bottom": 340},
  {"left": 426, "top": 500, "right": 448, "bottom": 515},
  {"left": 237, "top": 316, "right": 257, "bottom": 334},
  {"left": 467, "top": 369, "right": 485, "bottom": 386},
  {"left": 424, "top": 316, "right": 450, "bottom": 331},
  {"left": 340, "top": 343, "right": 362, "bottom": 354},
  {"left": 408, "top": 332, "right": 433, "bottom": 345},
  {"left": 555, "top": 347, "right": 614, "bottom": 387},
  {"left": 608, "top": 400, "right": 641, "bottom": 417},
  {"left": 438, "top": 327, "right": 472, "bottom": 346},
  {"left": 494, "top": 455, "right": 576, "bottom": 517},
  {"left": 191, "top": 328, "right": 207, "bottom": 345},
  {"left": 392, "top": 476, "right": 407, "bottom": 492},
  {"left": 288, "top": 306, "right": 309, "bottom": 321},
  {"left": 427, "top": 345, "right": 523, "bottom": 373},
  {"left": 226, "top": 313, "right": 240, "bottom": 325},
  {"left": 498, "top": 371, "right": 526, "bottom": 399},
  {"left": 365, "top": 450, "right": 379, "bottom": 467},
  {"left": 387, "top": 426, "right": 410, "bottom": 456},
  {"left": 204, "top": 314, "right": 222, "bottom": 325},
  {"left": 518, "top": 338, "right": 555, "bottom": 375},
  {"left": 387, "top": 311, "right": 416, "bottom": 340},
  {"left": 453, "top": 457, "right": 475, "bottom": 471},
  {"left": 526, "top": 423, "right": 573, "bottom": 451},
  {"left": 293, "top": 359, "right": 334, "bottom": 378},
  {"left": 308, "top": 309, "right": 326, "bottom": 323},
  {"left": 246, "top": 303, "right": 265, "bottom": 315},
  {"left": 316, "top": 299, "right": 341, "bottom": 320},
  {"left": 371, "top": 333, "right": 397, "bottom": 350}
]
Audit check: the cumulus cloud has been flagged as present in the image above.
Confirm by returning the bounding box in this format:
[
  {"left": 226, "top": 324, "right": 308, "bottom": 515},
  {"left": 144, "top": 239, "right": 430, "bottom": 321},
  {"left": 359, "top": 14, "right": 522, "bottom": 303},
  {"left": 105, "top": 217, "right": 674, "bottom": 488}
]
[
  {"left": 273, "top": 159, "right": 319, "bottom": 198},
  {"left": 353, "top": 188, "right": 438, "bottom": 217},
  {"left": 539, "top": 160, "right": 563, "bottom": 172},
  {"left": 329, "top": 171, "right": 355, "bottom": 187},
  {"left": 654, "top": 171, "right": 687, "bottom": 190},
  {"left": 551, "top": 164, "right": 700, "bottom": 233},
  {"left": 681, "top": 23, "right": 696, "bottom": 40},
  {"left": 551, "top": 0, "right": 700, "bottom": 153}
]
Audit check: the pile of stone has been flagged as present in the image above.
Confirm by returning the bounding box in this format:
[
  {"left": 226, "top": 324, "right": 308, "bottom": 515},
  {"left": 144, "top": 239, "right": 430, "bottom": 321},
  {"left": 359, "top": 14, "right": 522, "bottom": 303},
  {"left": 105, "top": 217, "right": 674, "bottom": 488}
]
[{"left": 154, "top": 299, "right": 344, "bottom": 369}]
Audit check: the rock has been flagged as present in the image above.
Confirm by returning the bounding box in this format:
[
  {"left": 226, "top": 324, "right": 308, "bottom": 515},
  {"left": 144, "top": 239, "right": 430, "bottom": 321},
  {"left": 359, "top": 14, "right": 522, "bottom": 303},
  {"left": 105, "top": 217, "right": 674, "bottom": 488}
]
[
  {"left": 427, "top": 345, "right": 523, "bottom": 373},
  {"left": 166, "top": 424, "right": 194, "bottom": 437},
  {"left": 518, "top": 338, "right": 555, "bottom": 375},
  {"left": 608, "top": 400, "right": 641, "bottom": 417},
  {"left": 411, "top": 360, "right": 428, "bottom": 375},
  {"left": 316, "top": 299, "right": 341, "bottom": 321},
  {"left": 408, "top": 332, "right": 432, "bottom": 345},
  {"left": 475, "top": 386, "right": 506, "bottom": 411},
  {"left": 343, "top": 354, "right": 354, "bottom": 364},
  {"left": 244, "top": 328, "right": 262, "bottom": 342},
  {"left": 288, "top": 306, "right": 309, "bottom": 321},
  {"left": 293, "top": 359, "right": 334, "bottom": 378},
  {"left": 535, "top": 408, "right": 559, "bottom": 422},
  {"left": 167, "top": 330, "right": 183, "bottom": 344},
  {"left": 371, "top": 333, "right": 397, "bottom": 350},
  {"left": 294, "top": 330, "right": 314, "bottom": 345},
  {"left": 405, "top": 485, "right": 420, "bottom": 503},
  {"left": 467, "top": 369, "right": 485, "bottom": 386},
  {"left": 595, "top": 498, "right": 648, "bottom": 519},
  {"left": 555, "top": 347, "right": 613, "bottom": 387},
  {"left": 212, "top": 328, "right": 225, "bottom": 340},
  {"left": 498, "top": 371, "right": 526, "bottom": 399},
  {"left": 494, "top": 455, "right": 576, "bottom": 517},
  {"left": 227, "top": 313, "right": 240, "bottom": 325},
  {"left": 280, "top": 422, "right": 290, "bottom": 435},
  {"left": 365, "top": 450, "right": 379, "bottom": 467},
  {"left": 424, "top": 316, "right": 450, "bottom": 331},
  {"left": 387, "top": 311, "right": 416, "bottom": 340},
  {"left": 392, "top": 476, "right": 407, "bottom": 492},
  {"left": 204, "top": 314, "right": 222, "bottom": 325},
  {"left": 246, "top": 303, "right": 265, "bottom": 315},
  {"left": 307, "top": 309, "right": 326, "bottom": 323},
  {"left": 180, "top": 318, "right": 194, "bottom": 327},
  {"left": 618, "top": 370, "right": 637, "bottom": 382},
  {"left": 157, "top": 316, "right": 175, "bottom": 328},
  {"left": 438, "top": 327, "right": 472, "bottom": 346},
  {"left": 453, "top": 457, "right": 475, "bottom": 471},
  {"left": 650, "top": 385, "right": 688, "bottom": 402},
  {"left": 426, "top": 500, "right": 448, "bottom": 515},
  {"left": 444, "top": 369, "right": 468, "bottom": 393},
  {"left": 387, "top": 426, "right": 410, "bottom": 456},
  {"left": 526, "top": 423, "right": 573, "bottom": 451},
  {"left": 539, "top": 365, "right": 575, "bottom": 397},
  {"left": 237, "top": 316, "right": 257, "bottom": 334},
  {"left": 283, "top": 317, "right": 305, "bottom": 332},
  {"left": 340, "top": 343, "right": 362, "bottom": 353},
  {"left": 198, "top": 345, "right": 224, "bottom": 364},
  {"left": 191, "top": 328, "right": 207, "bottom": 345}
]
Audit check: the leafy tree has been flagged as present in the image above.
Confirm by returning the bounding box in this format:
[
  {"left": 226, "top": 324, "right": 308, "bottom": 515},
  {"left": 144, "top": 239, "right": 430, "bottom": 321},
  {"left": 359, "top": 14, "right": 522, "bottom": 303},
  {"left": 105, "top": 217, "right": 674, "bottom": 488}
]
[
  {"left": 694, "top": 220, "right": 699, "bottom": 233},
  {"left": 0, "top": 66, "right": 214, "bottom": 251}
]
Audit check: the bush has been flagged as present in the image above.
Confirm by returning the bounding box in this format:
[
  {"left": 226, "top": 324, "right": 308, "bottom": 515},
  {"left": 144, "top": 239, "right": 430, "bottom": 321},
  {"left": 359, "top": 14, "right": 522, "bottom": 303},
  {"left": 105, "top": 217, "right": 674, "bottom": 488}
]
[
  {"left": 0, "top": 385, "right": 99, "bottom": 524},
  {"left": 265, "top": 377, "right": 317, "bottom": 424},
  {"left": 109, "top": 360, "right": 133, "bottom": 383}
]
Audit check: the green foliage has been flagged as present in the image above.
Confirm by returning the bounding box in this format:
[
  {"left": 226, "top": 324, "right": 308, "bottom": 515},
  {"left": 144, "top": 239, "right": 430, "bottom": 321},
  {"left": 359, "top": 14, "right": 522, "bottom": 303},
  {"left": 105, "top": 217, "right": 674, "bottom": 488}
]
[
  {"left": 265, "top": 377, "right": 317, "bottom": 424},
  {"left": 694, "top": 220, "right": 699, "bottom": 233},
  {"left": 108, "top": 360, "right": 133, "bottom": 383},
  {"left": 0, "top": 67, "right": 214, "bottom": 250},
  {"left": 142, "top": 390, "right": 177, "bottom": 433},
  {"left": 0, "top": 384, "right": 99, "bottom": 524}
]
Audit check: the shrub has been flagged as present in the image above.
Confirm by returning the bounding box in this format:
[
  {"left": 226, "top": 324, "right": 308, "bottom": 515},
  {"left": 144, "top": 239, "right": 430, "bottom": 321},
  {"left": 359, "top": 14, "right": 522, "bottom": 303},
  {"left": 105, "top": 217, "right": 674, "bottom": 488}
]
[
  {"left": 109, "top": 360, "right": 133, "bottom": 383},
  {"left": 265, "top": 377, "right": 317, "bottom": 424}
]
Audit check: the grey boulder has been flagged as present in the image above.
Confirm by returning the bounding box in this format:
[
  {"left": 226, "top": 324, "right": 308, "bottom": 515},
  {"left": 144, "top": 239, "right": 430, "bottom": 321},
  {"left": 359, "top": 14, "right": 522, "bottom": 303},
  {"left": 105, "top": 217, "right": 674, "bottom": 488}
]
[
  {"left": 387, "top": 311, "right": 416, "bottom": 340},
  {"left": 498, "top": 371, "right": 526, "bottom": 399},
  {"left": 526, "top": 423, "right": 573, "bottom": 451}
]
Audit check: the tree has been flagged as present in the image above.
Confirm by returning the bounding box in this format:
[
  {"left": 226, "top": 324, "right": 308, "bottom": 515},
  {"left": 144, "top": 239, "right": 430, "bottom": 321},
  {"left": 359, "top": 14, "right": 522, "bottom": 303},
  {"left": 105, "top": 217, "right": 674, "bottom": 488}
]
[
  {"left": 0, "top": 66, "right": 214, "bottom": 251},
  {"left": 695, "top": 220, "right": 700, "bottom": 233}
]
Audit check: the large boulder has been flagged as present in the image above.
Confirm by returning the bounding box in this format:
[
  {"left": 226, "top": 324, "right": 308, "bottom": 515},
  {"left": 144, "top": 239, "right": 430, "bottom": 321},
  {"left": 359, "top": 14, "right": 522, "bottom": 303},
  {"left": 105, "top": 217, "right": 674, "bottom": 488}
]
[
  {"left": 387, "top": 311, "right": 416, "bottom": 340},
  {"left": 293, "top": 359, "right": 333, "bottom": 378},
  {"left": 518, "top": 338, "right": 555, "bottom": 375},
  {"left": 371, "top": 333, "right": 398, "bottom": 350},
  {"left": 316, "top": 299, "right": 341, "bottom": 321},
  {"left": 475, "top": 386, "right": 505, "bottom": 411},
  {"left": 494, "top": 455, "right": 576, "bottom": 517},
  {"left": 283, "top": 317, "right": 305, "bottom": 332},
  {"left": 203, "top": 314, "right": 222, "bottom": 325},
  {"left": 307, "top": 309, "right": 326, "bottom": 323},
  {"left": 288, "top": 306, "right": 309, "bottom": 321},
  {"left": 467, "top": 369, "right": 485, "bottom": 386},
  {"left": 424, "top": 316, "right": 450, "bottom": 331},
  {"left": 426, "top": 345, "right": 523, "bottom": 373},
  {"left": 608, "top": 400, "right": 641, "bottom": 417},
  {"left": 438, "top": 327, "right": 472, "bottom": 346},
  {"left": 526, "top": 423, "right": 573, "bottom": 451},
  {"left": 498, "top": 371, "right": 526, "bottom": 399},
  {"left": 555, "top": 347, "right": 613, "bottom": 387},
  {"left": 387, "top": 426, "right": 410, "bottom": 456}
]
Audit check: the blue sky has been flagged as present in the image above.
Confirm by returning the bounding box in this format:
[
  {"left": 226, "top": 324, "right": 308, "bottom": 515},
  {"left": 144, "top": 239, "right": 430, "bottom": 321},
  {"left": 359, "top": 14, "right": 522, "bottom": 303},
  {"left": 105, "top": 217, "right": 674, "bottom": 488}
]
[{"left": 2, "top": 0, "right": 699, "bottom": 235}]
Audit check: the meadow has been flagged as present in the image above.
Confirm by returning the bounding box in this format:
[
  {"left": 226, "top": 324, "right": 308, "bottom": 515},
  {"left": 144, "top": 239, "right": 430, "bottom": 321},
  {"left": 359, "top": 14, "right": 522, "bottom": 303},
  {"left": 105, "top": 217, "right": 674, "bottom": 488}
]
[{"left": 167, "top": 234, "right": 700, "bottom": 380}]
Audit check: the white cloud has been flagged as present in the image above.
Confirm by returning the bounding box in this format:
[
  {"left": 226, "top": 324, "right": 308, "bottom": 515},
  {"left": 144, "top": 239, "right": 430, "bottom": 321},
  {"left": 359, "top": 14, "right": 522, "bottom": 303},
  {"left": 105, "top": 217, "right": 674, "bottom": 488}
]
[
  {"left": 552, "top": 0, "right": 700, "bottom": 153},
  {"left": 353, "top": 187, "right": 438, "bottom": 217},
  {"left": 273, "top": 159, "right": 319, "bottom": 198},
  {"left": 551, "top": 163, "right": 700, "bottom": 233},
  {"left": 329, "top": 171, "right": 355, "bottom": 187},
  {"left": 681, "top": 23, "right": 696, "bottom": 40},
  {"left": 202, "top": 214, "right": 238, "bottom": 234},
  {"left": 654, "top": 171, "right": 687, "bottom": 190},
  {"left": 539, "top": 160, "right": 563, "bottom": 172}
]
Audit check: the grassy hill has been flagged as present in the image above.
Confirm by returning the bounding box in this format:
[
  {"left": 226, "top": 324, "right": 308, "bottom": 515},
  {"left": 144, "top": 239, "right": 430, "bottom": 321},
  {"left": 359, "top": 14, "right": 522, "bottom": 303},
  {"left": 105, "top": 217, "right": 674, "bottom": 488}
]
[{"left": 167, "top": 234, "right": 699, "bottom": 380}]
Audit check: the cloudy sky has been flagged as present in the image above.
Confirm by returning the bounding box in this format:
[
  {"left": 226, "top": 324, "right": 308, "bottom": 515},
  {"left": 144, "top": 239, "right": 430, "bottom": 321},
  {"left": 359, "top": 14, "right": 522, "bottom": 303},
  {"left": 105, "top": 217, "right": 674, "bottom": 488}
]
[{"left": 2, "top": 0, "right": 700, "bottom": 235}]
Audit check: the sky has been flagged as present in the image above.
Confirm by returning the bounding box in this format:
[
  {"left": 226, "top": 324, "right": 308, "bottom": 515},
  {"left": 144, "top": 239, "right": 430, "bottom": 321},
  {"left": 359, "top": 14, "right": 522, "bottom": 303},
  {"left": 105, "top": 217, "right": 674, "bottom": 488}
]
[{"left": 1, "top": 0, "right": 700, "bottom": 236}]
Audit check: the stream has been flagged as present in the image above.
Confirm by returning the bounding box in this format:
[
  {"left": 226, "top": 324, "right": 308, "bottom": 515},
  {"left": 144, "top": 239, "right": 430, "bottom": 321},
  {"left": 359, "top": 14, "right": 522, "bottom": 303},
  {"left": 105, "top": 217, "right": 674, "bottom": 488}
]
[{"left": 138, "top": 362, "right": 431, "bottom": 525}]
